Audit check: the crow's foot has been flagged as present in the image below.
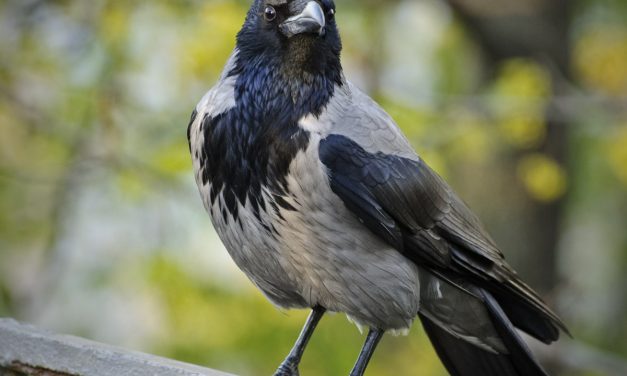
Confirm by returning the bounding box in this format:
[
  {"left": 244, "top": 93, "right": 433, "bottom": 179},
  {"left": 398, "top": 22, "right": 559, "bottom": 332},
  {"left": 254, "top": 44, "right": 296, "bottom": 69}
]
[{"left": 273, "top": 362, "right": 300, "bottom": 376}]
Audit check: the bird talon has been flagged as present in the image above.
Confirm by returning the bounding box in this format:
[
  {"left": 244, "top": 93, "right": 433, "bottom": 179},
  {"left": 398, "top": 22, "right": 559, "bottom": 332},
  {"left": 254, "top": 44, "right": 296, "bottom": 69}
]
[{"left": 273, "top": 362, "right": 300, "bottom": 376}]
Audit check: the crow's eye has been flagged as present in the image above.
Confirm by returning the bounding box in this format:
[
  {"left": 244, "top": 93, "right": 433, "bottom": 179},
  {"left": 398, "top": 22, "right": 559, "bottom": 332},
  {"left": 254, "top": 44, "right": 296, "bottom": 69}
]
[
  {"left": 264, "top": 6, "right": 277, "bottom": 22},
  {"left": 321, "top": 0, "right": 335, "bottom": 19}
]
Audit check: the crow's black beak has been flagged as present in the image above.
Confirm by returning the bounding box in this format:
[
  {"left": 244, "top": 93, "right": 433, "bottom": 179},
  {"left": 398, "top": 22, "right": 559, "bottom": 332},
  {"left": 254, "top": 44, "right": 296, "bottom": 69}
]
[{"left": 280, "top": 1, "right": 326, "bottom": 38}]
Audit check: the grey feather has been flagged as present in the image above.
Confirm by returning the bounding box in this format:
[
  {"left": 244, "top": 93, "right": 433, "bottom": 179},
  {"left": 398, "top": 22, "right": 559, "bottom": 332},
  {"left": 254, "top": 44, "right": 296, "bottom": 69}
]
[
  {"left": 191, "top": 69, "right": 421, "bottom": 329},
  {"left": 316, "top": 82, "right": 568, "bottom": 342},
  {"left": 298, "top": 81, "right": 418, "bottom": 160}
]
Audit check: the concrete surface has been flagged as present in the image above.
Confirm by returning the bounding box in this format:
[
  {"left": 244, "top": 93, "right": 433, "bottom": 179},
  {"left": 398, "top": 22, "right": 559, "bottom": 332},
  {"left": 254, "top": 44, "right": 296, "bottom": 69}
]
[{"left": 0, "top": 318, "right": 235, "bottom": 376}]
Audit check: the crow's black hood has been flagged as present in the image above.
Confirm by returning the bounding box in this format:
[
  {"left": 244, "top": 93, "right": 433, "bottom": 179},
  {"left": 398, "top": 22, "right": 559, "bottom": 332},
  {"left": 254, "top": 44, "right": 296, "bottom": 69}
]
[{"left": 234, "top": 0, "right": 342, "bottom": 109}]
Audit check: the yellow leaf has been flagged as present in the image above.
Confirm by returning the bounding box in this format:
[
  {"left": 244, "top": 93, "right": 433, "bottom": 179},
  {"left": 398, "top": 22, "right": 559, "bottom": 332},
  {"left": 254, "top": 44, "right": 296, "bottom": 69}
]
[
  {"left": 491, "top": 59, "right": 550, "bottom": 150},
  {"left": 100, "top": 3, "right": 129, "bottom": 46},
  {"left": 518, "top": 154, "right": 568, "bottom": 202},
  {"left": 493, "top": 59, "right": 552, "bottom": 99},
  {"left": 605, "top": 125, "right": 627, "bottom": 186},
  {"left": 178, "top": 2, "right": 245, "bottom": 80},
  {"left": 498, "top": 112, "right": 546, "bottom": 149},
  {"left": 575, "top": 26, "right": 627, "bottom": 96},
  {"left": 448, "top": 108, "right": 492, "bottom": 163},
  {"left": 152, "top": 141, "right": 191, "bottom": 175}
]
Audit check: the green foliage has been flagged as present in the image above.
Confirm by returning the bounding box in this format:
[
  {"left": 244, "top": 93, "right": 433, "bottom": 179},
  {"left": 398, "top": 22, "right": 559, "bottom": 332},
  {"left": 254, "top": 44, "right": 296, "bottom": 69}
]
[{"left": 145, "top": 255, "right": 446, "bottom": 376}]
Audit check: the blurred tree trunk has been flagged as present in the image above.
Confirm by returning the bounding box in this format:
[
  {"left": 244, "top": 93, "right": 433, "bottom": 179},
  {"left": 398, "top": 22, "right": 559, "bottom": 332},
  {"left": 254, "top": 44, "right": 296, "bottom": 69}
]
[
  {"left": 444, "top": 0, "right": 573, "bottom": 372},
  {"left": 445, "top": 0, "right": 572, "bottom": 291}
]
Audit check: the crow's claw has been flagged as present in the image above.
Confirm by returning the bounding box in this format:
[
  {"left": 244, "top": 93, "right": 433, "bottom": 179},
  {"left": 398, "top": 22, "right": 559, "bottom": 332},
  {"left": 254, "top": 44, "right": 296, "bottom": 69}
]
[{"left": 273, "top": 362, "right": 300, "bottom": 376}]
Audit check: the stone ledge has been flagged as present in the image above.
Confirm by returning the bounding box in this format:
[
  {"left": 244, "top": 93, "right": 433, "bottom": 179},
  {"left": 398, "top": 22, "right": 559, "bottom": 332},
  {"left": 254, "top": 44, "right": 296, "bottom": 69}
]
[{"left": 0, "top": 318, "right": 235, "bottom": 376}]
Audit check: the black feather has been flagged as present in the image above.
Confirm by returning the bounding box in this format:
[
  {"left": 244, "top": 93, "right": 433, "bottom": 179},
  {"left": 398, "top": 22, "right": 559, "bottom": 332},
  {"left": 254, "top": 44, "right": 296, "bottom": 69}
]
[
  {"left": 419, "top": 288, "right": 550, "bottom": 376},
  {"left": 421, "top": 315, "right": 520, "bottom": 376},
  {"left": 194, "top": 0, "right": 345, "bottom": 222},
  {"left": 319, "top": 134, "right": 567, "bottom": 344},
  {"left": 186, "top": 109, "right": 197, "bottom": 152}
]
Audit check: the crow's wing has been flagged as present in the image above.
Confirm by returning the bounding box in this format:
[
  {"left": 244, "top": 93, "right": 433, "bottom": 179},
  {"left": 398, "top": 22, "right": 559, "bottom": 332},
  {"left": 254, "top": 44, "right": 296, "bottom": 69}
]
[
  {"left": 319, "top": 134, "right": 566, "bottom": 340},
  {"left": 317, "top": 83, "right": 568, "bottom": 344}
]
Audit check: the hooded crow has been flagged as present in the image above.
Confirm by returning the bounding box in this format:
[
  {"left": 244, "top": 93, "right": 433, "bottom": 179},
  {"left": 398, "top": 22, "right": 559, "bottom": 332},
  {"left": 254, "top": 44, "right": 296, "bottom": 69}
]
[{"left": 187, "top": 1, "right": 569, "bottom": 375}]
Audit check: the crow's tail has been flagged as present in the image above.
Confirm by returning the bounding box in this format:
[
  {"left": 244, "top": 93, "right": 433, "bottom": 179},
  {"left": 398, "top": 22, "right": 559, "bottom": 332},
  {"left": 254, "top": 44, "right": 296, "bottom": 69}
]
[{"left": 418, "top": 272, "right": 550, "bottom": 376}]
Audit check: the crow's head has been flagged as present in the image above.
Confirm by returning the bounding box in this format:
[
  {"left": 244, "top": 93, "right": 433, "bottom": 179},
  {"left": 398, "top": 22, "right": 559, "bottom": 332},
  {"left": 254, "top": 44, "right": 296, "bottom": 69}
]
[{"left": 236, "top": 0, "right": 341, "bottom": 79}]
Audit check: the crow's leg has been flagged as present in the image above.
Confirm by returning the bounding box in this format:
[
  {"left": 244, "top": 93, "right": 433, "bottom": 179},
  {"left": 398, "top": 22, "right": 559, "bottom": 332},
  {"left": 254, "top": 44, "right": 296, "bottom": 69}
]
[
  {"left": 349, "top": 328, "right": 384, "bottom": 376},
  {"left": 274, "top": 306, "right": 326, "bottom": 376}
]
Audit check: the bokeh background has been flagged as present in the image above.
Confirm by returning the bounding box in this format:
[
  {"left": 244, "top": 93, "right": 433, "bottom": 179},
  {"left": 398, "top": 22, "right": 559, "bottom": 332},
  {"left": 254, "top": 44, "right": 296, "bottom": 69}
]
[{"left": 1, "top": 0, "right": 626, "bottom": 375}]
